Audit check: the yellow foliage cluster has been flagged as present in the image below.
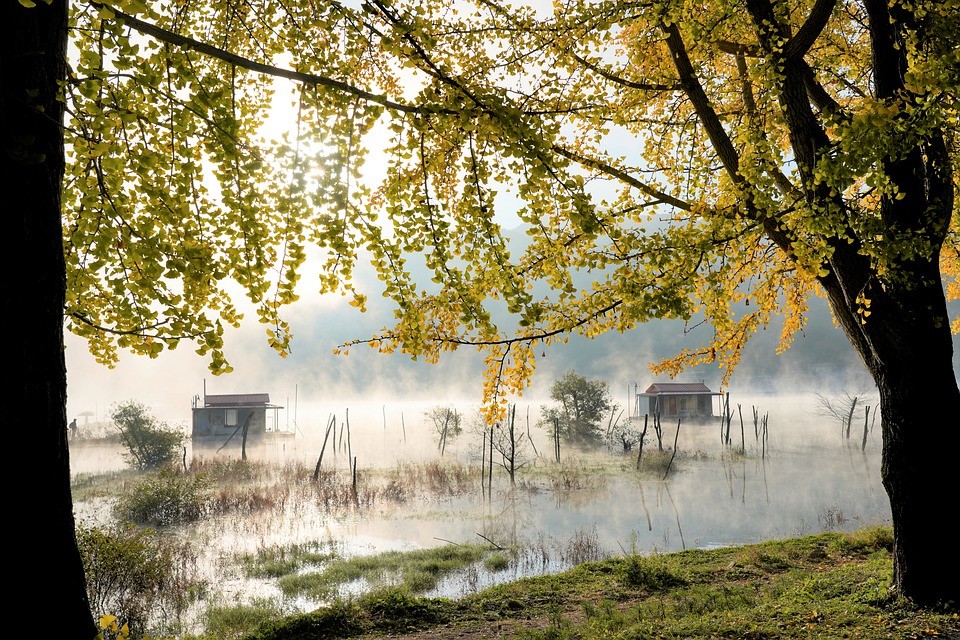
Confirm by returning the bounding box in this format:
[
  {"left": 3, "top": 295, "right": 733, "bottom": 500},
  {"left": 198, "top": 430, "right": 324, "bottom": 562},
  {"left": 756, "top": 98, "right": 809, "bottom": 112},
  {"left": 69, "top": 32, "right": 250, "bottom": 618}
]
[{"left": 64, "top": 0, "right": 958, "bottom": 413}]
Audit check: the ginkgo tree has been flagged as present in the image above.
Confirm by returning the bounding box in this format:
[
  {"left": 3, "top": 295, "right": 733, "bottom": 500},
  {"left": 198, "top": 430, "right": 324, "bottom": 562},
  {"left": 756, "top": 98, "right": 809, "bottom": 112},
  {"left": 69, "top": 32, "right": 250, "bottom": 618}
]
[{"left": 6, "top": 0, "right": 958, "bottom": 634}]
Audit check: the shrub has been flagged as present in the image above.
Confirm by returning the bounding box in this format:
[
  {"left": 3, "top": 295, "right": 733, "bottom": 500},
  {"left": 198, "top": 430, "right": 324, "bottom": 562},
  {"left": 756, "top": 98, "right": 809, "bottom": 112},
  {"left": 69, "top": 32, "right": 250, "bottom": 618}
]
[
  {"left": 241, "top": 601, "right": 364, "bottom": 640},
  {"left": 201, "top": 598, "right": 291, "bottom": 640},
  {"left": 619, "top": 554, "right": 687, "bottom": 591},
  {"left": 359, "top": 588, "right": 449, "bottom": 632},
  {"left": 115, "top": 467, "right": 211, "bottom": 526},
  {"left": 484, "top": 551, "right": 511, "bottom": 571},
  {"left": 425, "top": 405, "right": 463, "bottom": 453},
  {"left": 77, "top": 521, "right": 203, "bottom": 638},
  {"left": 111, "top": 400, "right": 185, "bottom": 470}
]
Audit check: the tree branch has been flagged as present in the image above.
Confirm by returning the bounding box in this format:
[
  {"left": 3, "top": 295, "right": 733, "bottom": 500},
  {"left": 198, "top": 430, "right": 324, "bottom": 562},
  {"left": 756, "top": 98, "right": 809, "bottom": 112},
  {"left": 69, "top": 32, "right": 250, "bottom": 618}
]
[
  {"left": 570, "top": 51, "right": 679, "bottom": 92},
  {"left": 91, "top": 1, "right": 430, "bottom": 114},
  {"left": 735, "top": 52, "right": 801, "bottom": 198},
  {"left": 799, "top": 61, "right": 845, "bottom": 118},
  {"left": 783, "top": 0, "right": 838, "bottom": 60},
  {"left": 551, "top": 144, "right": 693, "bottom": 211},
  {"left": 662, "top": 23, "right": 741, "bottom": 185},
  {"left": 862, "top": 0, "right": 907, "bottom": 100},
  {"left": 342, "top": 299, "right": 623, "bottom": 350}
]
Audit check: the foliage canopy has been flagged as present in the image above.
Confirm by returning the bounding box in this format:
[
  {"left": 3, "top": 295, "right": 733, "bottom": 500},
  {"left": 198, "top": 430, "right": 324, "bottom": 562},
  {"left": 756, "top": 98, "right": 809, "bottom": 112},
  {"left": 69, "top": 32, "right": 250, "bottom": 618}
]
[{"left": 63, "top": 0, "right": 958, "bottom": 426}]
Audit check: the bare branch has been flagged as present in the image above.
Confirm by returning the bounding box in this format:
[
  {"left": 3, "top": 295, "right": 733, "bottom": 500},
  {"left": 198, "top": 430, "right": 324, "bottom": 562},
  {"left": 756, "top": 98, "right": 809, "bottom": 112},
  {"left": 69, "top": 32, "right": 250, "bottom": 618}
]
[{"left": 551, "top": 144, "right": 693, "bottom": 211}]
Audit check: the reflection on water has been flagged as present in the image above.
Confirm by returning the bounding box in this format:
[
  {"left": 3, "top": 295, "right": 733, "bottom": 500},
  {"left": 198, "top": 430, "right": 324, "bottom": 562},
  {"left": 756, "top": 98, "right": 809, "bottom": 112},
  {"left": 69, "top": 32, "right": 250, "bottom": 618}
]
[{"left": 69, "top": 393, "right": 891, "bottom": 625}]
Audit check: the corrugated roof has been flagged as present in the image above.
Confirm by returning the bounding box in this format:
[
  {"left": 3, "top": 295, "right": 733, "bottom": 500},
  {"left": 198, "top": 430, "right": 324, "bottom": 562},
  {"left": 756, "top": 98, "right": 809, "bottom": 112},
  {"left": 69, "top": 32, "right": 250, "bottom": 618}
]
[
  {"left": 203, "top": 393, "right": 271, "bottom": 406},
  {"left": 643, "top": 382, "right": 714, "bottom": 395}
]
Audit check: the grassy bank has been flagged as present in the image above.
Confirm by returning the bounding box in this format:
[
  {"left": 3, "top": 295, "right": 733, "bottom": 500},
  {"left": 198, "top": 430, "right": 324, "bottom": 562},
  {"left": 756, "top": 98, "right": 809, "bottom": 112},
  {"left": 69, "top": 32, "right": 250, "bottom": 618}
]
[{"left": 195, "top": 526, "right": 957, "bottom": 640}]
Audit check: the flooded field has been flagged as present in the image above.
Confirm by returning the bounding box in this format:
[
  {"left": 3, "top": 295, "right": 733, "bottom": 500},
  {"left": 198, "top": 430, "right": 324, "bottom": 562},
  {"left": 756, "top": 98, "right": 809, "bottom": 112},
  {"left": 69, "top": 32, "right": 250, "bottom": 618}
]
[{"left": 69, "top": 392, "right": 892, "bottom": 633}]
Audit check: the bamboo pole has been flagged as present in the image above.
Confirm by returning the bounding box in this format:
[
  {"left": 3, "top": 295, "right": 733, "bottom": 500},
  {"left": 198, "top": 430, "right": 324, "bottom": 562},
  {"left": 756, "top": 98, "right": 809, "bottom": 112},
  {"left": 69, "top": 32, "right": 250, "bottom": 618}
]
[
  {"left": 313, "top": 414, "right": 334, "bottom": 481},
  {"left": 481, "top": 428, "right": 487, "bottom": 499},
  {"left": 525, "top": 405, "right": 538, "bottom": 457},
  {"left": 488, "top": 423, "right": 494, "bottom": 499},
  {"left": 636, "top": 414, "right": 649, "bottom": 470},
  {"left": 861, "top": 406, "right": 870, "bottom": 451},
  {"left": 738, "top": 404, "right": 745, "bottom": 452},
  {"left": 662, "top": 419, "right": 681, "bottom": 480}
]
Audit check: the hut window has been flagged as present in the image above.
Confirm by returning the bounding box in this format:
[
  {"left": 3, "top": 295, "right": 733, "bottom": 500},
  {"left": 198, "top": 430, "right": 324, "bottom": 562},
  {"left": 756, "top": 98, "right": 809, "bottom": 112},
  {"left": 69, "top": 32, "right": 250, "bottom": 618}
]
[{"left": 226, "top": 409, "right": 238, "bottom": 426}]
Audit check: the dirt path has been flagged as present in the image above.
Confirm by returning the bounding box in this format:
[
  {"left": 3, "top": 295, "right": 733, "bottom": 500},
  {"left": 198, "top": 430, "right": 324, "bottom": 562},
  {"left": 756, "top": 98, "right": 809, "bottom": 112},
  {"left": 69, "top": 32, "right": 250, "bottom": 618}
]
[
  {"left": 359, "top": 618, "right": 540, "bottom": 639},
  {"left": 357, "top": 607, "right": 591, "bottom": 640}
]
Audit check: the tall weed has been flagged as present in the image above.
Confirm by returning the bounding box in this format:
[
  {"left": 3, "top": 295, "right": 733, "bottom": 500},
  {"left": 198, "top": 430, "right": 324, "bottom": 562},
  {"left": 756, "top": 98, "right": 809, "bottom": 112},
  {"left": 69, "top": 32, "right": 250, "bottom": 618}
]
[
  {"left": 77, "top": 521, "right": 203, "bottom": 638},
  {"left": 114, "top": 468, "right": 211, "bottom": 526}
]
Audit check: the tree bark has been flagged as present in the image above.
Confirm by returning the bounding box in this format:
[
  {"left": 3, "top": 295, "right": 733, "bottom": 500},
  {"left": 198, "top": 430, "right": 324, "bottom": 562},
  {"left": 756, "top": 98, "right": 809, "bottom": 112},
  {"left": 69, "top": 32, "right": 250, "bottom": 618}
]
[
  {"left": 3, "top": 1, "right": 97, "bottom": 636},
  {"left": 739, "top": 0, "right": 960, "bottom": 609},
  {"left": 846, "top": 255, "right": 960, "bottom": 608},
  {"left": 877, "top": 355, "right": 960, "bottom": 609},
  {"left": 821, "top": 146, "right": 960, "bottom": 609}
]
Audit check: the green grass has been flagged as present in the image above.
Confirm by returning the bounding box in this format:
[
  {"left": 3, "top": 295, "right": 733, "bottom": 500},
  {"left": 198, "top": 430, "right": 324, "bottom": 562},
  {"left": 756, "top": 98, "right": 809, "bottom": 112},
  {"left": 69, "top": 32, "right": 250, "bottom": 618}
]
[
  {"left": 199, "top": 598, "right": 294, "bottom": 640},
  {"left": 205, "top": 526, "right": 958, "bottom": 640},
  {"left": 239, "top": 541, "right": 337, "bottom": 579},
  {"left": 274, "top": 541, "right": 495, "bottom": 600}
]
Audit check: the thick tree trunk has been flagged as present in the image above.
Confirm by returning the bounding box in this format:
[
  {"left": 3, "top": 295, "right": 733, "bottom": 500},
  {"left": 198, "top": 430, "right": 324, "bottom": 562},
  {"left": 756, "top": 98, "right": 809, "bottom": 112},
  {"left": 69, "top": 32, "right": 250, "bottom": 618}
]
[
  {"left": 827, "top": 258, "right": 960, "bottom": 609},
  {"left": 3, "top": 1, "right": 97, "bottom": 636},
  {"left": 869, "top": 286, "right": 960, "bottom": 609},
  {"left": 879, "top": 365, "right": 960, "bottom": 610},
  {"left": 761, "top": 0, "right": 959, "bottom": 607}
]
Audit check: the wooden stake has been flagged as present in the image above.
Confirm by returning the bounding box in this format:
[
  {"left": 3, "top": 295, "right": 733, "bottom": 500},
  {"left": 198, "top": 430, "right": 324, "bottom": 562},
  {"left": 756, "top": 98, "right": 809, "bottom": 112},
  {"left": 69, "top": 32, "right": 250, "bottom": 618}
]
[{"left": 313, "top": 414, "right": 334, "bottom": 481}]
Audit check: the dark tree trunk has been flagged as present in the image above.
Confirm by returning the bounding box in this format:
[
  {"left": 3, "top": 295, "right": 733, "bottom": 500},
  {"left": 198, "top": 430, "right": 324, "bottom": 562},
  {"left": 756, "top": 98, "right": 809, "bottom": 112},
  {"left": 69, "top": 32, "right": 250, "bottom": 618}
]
[
  {"left": 847, "top": 256, "right": 960, "bottom": 609},
  {"left": 878, "top": 354, "right": 960, "bottom": 609},
  {"left": 822, "top": 167, "right": 959, "bottom": 610},
  {"left": 817, "top": 134, "right": 960, "bottom": 612},
  {"left": 846, "top": 1, "right": 958, "bottom": 607},
  {"left": 3, "top": 1, "right": 97, "bottom": 636},
  {"left": 741, "top": 0, "right": 960, "bottom": 609}
]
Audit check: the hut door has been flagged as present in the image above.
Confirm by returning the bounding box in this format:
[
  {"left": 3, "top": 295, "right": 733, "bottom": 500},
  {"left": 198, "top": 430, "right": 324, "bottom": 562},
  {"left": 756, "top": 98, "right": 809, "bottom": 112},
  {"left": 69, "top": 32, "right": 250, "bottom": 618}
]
[{"left": 668, "top": 397, "right": 677, "bottom": 415}]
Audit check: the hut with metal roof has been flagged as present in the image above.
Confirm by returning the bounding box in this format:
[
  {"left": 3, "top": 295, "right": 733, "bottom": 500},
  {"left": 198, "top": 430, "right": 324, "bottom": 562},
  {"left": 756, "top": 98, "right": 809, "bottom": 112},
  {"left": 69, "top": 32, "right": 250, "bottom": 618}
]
[
  {"left": 191, "top": 391, "right": 287, "bottom": 440},
  {"left": 634, "top": 381, "right": 724, "bottom": 422}
]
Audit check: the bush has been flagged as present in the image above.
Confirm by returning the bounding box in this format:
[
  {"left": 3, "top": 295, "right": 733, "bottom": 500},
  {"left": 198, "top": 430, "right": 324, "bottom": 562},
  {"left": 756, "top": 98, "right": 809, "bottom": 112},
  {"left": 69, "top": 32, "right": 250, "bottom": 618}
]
[
  {"left": 484, "top": 551, "right": 511, "bottom": 571},
  {"left": 77, "top": 521, "right": 204, "bottom": 638},
  {"left": 619, "top": 554, "right": 687, "bottom": 591},
  {"left": 359, "top": 588, "right": 449, "bottom": 632},
  {"left": 115, "top": 467, "right": 212, "bottom": 526},
  {"left": 111, "top": 400, "right": 185, "bottom": 470},
  {"left": 201, "top": 598, "right": 291, "bottom": 640},
  {"left": 242, "top": 601, "right": 364, "bottom": 640}
]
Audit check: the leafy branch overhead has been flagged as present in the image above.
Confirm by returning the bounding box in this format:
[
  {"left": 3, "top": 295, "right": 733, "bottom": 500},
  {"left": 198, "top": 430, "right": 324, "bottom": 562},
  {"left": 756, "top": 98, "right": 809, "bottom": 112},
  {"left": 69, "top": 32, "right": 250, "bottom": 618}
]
[{"left": 64, "top": 0, "right": 958, "bottom": 419}]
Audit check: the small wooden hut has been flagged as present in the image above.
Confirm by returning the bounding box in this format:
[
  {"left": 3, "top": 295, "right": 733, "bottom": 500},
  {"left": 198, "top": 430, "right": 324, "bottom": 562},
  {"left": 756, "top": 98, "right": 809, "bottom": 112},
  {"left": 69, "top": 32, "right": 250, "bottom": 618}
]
[
  {"left": 191, "top": 391, "right": 287, "bottom": 440},
  {"left": 634, "top": 381, "right": 724, "bottom": 422}
]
